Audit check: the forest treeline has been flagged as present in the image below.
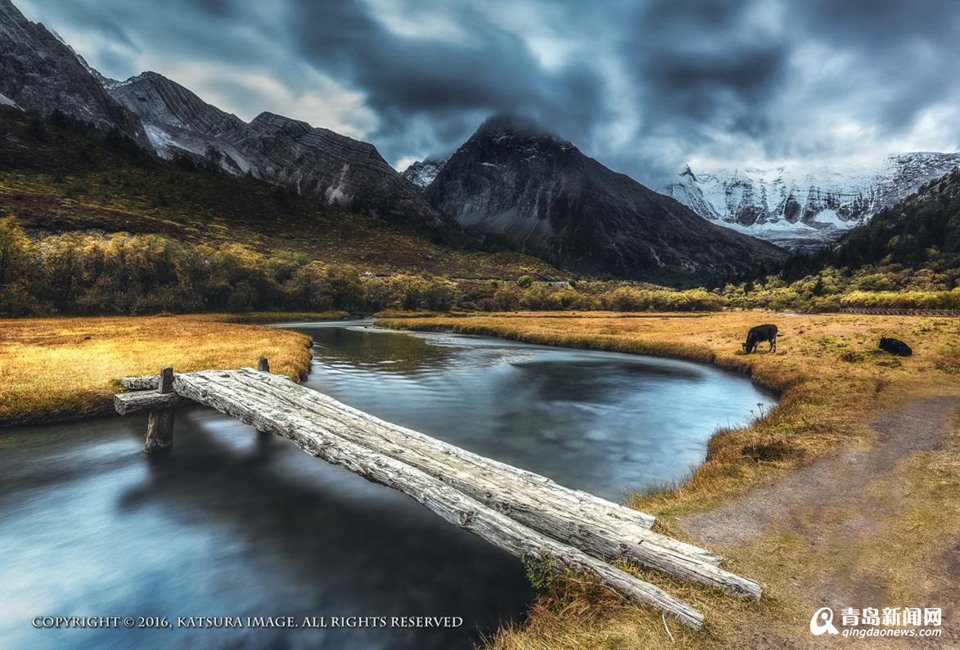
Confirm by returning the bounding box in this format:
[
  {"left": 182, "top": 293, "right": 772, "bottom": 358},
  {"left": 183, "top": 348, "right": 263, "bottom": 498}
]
[
  {"left": 0, "top": 218, "right": 725, "bottom": 315},
  {"left": 2, "top": 218, "right": 960, "bottom": 316}
]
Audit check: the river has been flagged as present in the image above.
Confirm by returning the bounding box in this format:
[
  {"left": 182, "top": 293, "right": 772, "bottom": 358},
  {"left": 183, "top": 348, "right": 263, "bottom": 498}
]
[{"left": 0, "top": 321, "right": 774, "bottom": 649}]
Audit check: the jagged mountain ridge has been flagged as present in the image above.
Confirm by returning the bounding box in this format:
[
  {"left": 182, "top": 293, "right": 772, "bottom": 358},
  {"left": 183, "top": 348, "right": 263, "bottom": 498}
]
[
  {"left": 109, "top": 72, "right": 248, "bottom": 169},
  {"left": 0, "top": 0, "right": 447, "bottom": 229},
  {"left": 108, "top": 72, "right": 448, "bottom": 227},
  {"left": 0, "top": 0, "right": 145, "bottom": 143},
  {"left": 666, "top": 153, "right": 960, "bottom": 251},
  {"left": 425, "top": 115, "right": 786, "bottom": 282}
]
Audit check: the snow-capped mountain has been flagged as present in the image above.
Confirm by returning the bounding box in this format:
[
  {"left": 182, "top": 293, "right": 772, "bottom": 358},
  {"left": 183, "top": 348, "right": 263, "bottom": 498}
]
[
  {"left": 426, "top": 115, "right": 786, "bottom": 281},
  {"left": 818, "top": 166, "right": 960, "bottom": 275},
  {"left": 107, "top": 71, "right": 449, "bottom": 228},
  {"left": 401, "top": 158, "right": 447, "bottom": 189},
  {"left": 665, "top": 153, "right": 960, "bottom": 250}
]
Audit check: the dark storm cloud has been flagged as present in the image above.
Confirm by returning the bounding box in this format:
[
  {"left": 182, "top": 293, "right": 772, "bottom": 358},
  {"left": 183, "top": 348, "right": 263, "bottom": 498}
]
[
  {"left": 12, "top": 0, "right": 960, "bottom": 184},
  {"left": 287, "top": 0, "right": 610, "bottom": 163},
  {"left": 605, "top": 0, "right": 790, "bottom": 178},
  {"left": 787, "top": 0, "right": 960, "bottom": 138},
  {"left": 794, "top": 0, "right": 959, "bottom": 42}
]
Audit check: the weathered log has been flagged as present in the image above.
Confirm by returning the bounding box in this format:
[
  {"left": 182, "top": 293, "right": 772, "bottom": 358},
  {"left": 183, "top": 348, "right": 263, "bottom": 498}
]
[
  {"left": 144, "top": 367, "right": 176, "bottom": 454},
  {"left": 119, "top": 370, "right": 659, "bottom": 527},
  {"left": 114, "top": 391, "right": 182, "bottom": 415},
  {"left": 117, "top": 369, "right": 725, "bottom": 567},
  {"left": 233, "top": 370, "right": 722, "bottom": 565},
  {"left": 119, "top": 375, "right": 160, "bottom": 391},
  {"left": 235, "top": 370, "right": 658, "bottom": 526},
  {"left": 220, "top": 370, "right": 753, "bottom": 597},
  {"left": 173, "top": 371, "right": 704, "bottom": 628}
]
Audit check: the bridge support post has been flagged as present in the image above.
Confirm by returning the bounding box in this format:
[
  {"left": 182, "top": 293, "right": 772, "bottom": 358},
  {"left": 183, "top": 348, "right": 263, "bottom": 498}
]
[
  {"left": 256, "top": 357, "right": 272, "bottom": 441},
  {"left": 144, "top": 366, "right": 176, "bottom": 454}
]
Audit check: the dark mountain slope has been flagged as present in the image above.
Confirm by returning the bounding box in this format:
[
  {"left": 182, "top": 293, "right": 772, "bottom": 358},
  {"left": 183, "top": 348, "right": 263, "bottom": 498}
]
[
  {"left": 0, "top": 0, "right": 145, "bottom": 143},
  {"left": 0, "top": 105, "right": 559, "bottom": 280},
  {"left": 426, "top": 115, "right": 786, "bottom": 283}
]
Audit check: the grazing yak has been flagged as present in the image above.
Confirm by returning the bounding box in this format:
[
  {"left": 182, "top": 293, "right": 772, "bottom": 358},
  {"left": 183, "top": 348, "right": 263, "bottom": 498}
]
[
  {"left": 879, "top": 337, "right": 912, "bottom": 357},
  {"left": 743, "top": 324, "right": 778, "bottom": 354}
]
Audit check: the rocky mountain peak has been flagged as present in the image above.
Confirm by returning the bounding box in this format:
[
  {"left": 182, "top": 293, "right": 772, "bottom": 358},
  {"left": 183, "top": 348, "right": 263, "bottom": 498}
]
[
  {"left": 108, "top": 72, "right": 447, "bottom": 227},
  {"left": 427, "top": 117, "right": 785, "bottom": 282},
  {"left": 401, "top": 157, "right": 448, "bottom": 189},
  {"left": 119, "top": 70, "right": 173, "bottom": 88},
  {"left": 249, "top": 110, "right": 306, "bottom": 131},
  {"left": 463, "top": 113, "right": 575, "bottom": 158},
  {"left": 0, "top": 0, "right": 30, "bottom": 38},
  {"left": 0, "top": 0, "right": 146, "bottom": 143},
  {"left": 114, "top": 71, "right": 242, "bottom": 132}
]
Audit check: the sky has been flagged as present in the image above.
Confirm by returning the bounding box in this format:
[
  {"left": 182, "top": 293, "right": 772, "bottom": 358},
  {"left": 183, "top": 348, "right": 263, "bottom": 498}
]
[{"left": 14, "top": 0, "right": 960, "bottom": 186}]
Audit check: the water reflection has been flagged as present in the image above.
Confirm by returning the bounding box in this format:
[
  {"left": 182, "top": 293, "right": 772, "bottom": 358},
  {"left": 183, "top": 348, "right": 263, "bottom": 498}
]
[
  {"left": 309, "top": 326, "right": 453, "bottom": 373},
  {"left": 292, "top": 323, "right": 775, "bottom": 501},
  {"left": 0, "top": 408, "right": 530, "bottom": 650},
  {"left": 0, "top": 321, "right": 774, "bottom": 649}
]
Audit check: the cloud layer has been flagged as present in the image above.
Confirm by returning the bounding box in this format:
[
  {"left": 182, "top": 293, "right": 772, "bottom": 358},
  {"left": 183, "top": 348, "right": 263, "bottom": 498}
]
[{"left": 15, "top": 0, "right": 960, "bottom": 184}]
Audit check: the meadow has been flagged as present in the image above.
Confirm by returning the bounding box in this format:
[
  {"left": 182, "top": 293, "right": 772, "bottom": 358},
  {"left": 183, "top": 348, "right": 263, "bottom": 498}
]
[
  {"left": 0, "top": 314, "right": 315, "bottom": 426},
  {"left": 379, "top": 311, "right": 960, "bottom": 648},
  {"left": 3, "top": 309, "right": 958, "bottom": 646}
]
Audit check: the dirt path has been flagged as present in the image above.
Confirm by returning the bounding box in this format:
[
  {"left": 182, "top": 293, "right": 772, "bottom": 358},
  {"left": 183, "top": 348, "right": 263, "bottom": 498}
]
[
  {"left": 682, "top": 397, "right": 960, "bottom": 647},
  {"left": 684, "top": 397, "right": 959, "bottom": 547}
]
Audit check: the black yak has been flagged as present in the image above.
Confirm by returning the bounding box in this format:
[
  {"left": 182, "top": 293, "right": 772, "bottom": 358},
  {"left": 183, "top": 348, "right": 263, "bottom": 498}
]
[
  {"left": 743, "top": 324, "right": 778, "bottom": 354},
  {"left": 879, "top": 337, "right": 912, "bottom": 357}
]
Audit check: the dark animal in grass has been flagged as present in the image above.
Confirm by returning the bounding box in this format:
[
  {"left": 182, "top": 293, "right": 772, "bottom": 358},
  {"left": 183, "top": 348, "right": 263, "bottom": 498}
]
[
  {"left": 879, "top": 337, "right": 912, "bottom": 357},
  {"left": 743, "top": 324, "right": 778, "bottom": 354}
]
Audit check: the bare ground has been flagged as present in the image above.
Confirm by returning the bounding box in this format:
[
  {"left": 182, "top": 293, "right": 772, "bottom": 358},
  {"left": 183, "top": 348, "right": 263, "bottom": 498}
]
[{"left": 683, "top": 397, "right": 960, "bottom": 648}]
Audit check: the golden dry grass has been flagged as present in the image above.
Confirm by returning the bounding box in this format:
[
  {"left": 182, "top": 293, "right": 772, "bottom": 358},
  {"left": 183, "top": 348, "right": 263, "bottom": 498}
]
[
  {"left": 379, "top": 311, "right": 960, "bottom": 649},
  {"left": 0, "top": 315, "right": 314, "bottom": 426}
]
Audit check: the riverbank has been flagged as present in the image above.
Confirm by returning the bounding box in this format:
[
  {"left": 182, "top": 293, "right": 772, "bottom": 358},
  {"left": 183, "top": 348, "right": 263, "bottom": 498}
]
[
  {"left": 0, "top": 314, "right": 326, "bottom": 427},
  {"left": 377, "top": 311, "right": 960, "bottom": 648}
]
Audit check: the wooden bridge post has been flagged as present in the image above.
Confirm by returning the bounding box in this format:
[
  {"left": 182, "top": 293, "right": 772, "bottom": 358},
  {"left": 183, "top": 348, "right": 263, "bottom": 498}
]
[
  {"left": 144, "top": 366, "right": 176, "bottom": 454},
  {"left": 256, "top": 357, "right": 272, "bottom": 441}
]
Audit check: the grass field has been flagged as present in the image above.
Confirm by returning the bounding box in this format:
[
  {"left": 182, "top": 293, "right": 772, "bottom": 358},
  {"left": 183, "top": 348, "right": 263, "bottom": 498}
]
[
  {"left": 4, "top": 310, "right": 959, "bottom": 646},
  {"left": 0, "top": 107, "right": 561, "bottom": 281},
  {"left": 379, "top": 311, "right": 960, "bottom": 648},
  {"left": 0, "top": 314, "right": 316, "bottom": 426}
]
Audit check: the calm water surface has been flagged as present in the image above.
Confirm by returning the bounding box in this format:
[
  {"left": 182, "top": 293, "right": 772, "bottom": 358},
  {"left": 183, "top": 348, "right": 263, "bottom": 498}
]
[{"left": 0, "top": 321, "right": 774, "bottom": 649}]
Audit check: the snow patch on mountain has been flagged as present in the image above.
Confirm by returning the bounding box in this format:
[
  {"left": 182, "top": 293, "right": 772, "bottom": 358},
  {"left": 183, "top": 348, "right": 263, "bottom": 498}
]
[
  {"left": 666, "top": 153, "right": 960, "bottom": 250},
  {"left": 143, "top": 123, "right": 177, "bottom": 153},
  {"left": 0, "top": 91, "right": 21, "bottom": 109}
]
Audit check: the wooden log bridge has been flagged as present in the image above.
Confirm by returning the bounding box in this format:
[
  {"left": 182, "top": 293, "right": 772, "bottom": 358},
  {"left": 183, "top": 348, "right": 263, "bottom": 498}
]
[{"left": 114, "top": 361, "right": 762, "bottom": 629}]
